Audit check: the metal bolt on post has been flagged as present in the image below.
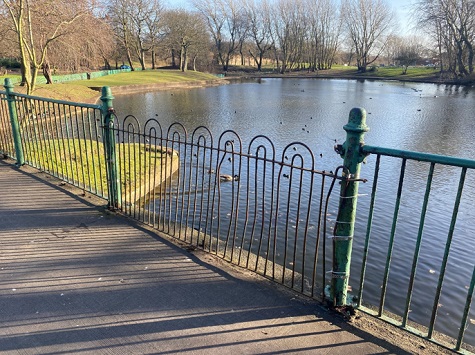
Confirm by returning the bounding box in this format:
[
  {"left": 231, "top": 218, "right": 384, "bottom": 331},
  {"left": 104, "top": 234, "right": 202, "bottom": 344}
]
[
  {"left": 4, "top": 78, "right": 25, "bottom": 166},
  {"left": 332, "top": 107, "right": 369, "bottom": 307}
]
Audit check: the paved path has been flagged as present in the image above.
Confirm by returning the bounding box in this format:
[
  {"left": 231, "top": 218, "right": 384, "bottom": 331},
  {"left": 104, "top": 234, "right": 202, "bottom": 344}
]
[{"left": 0, "top": 159, "right": 422, "bottom": 354}]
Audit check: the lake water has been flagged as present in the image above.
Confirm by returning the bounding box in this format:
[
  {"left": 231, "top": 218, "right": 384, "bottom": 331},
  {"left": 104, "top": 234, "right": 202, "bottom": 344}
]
[{"left": 113, "top": 78, "right": 475, "bottom": 346}]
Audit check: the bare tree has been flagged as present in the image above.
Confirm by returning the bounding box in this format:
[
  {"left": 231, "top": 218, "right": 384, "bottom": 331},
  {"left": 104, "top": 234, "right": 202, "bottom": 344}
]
[
  {"left": 0, "top": 6, "right": 19, "bottom": 67},
  {"left": 341, "top": 0, "right": 394, "bottom": 72},
  {"left": 2, "top": 0, "right": 91, "bottom": 93},
  {"left": 46, "top": 14, "right": 115, "bottom": 73},
  {"left": 415, "top": 0, "right": 474, "bottom": 77},
  {"left": 244, "top": 0, "right": 273, "bottom": 71},
  {"left": 271, "top": 0, "right": 307, "bottom": 73},
  {"left": 108, "top": 0, "right": 134, "bottom": 69},
  {"left": 395, "top": 37, "right": 424, "bottom": 74},
  {"left": 383, "top": 34, "right": 403, "bottom": 66},
  {"left": 162, "top": 10, "right": 209, "bottom": 72},
  {"left": 193, "top": 0, "right": 248, "bottom": 71},
  {"left": 108, "top": 0, "right": 163, "bottom": 71},
  {"left": 306, "top": 0, "right": 342, "bottom": 71}
]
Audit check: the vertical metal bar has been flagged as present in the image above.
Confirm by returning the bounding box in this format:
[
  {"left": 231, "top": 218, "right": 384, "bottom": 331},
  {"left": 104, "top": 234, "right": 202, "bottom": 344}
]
[
  {"left": 311, "top": 174, "right": 325, "bottom": 298},
  {"left": 332, "top": 108, "right": 369, "bottom": 306},
  {"left": 185, "top": 140, "right": 196, "bottom": 243},
  {"left": 402, "top": 162, "right": 435, "bottom": 328},
  {"left": 15, "top": 97, "right": 31, "bottom": 164},
  {"left": 281, "top": 165, "right": 293, "bottom": 284},
  {"left": 80, "top": 108, "right": 92, "bottom": 191},
  {"left": 132, "top": 129, "right": 138, "bottom": 219},
  {"left": 178, "top": 136, "right": 188, "bottom": 239},
  {"left": 429, "top": 167, "right": 467, "bottom": 339},
  {"left": 58, "top": 102, "right": 71, "bottom": 183},
  {"left": 4, "top": 78, "right": 25, "bottom": 165},
  {"left": 40, "top": 100, "right": 52, "bottom": 173},
  {"left": 146, "top": 131, "right": 153, "bottom": 226},
  {"left": 263, "top": 152, "right": 276, "bottom": 277},
  {"left": 290, "top": 162, "right": 303, "bottom": 288},
  {"left": 456, "top": 262, "right": 475, "bottom": 351},
  {"left": 207, "top": 146, "right": 219, "bottom": 254},
  {"left": 357, "top": 154, "right": 381, "bottom": 307},
  {"left": 66, "top": 104, "right": 80, "bottom": 184},
  {"left": 239, "top": 148, "right": 253, "bottom": 266},
  {"left": 379, "top": 158, "right": 406, "bottom": 317},
  {"left": 300, "top": 167, "right": 314, "bottom": 293}
]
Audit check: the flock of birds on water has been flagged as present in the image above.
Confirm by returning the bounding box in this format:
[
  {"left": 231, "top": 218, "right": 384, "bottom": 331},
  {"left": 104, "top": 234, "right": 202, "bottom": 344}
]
[{"left": 160, "top": 84, "right": 435, "bottom": 184}]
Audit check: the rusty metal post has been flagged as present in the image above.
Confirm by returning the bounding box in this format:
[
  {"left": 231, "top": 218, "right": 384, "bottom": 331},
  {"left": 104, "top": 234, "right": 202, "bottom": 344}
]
[
  {"left": 4, "top": 78, "right": 25, "bottom": 166},
  {"left": 332, "top": 108, "right": 369, "bottom": 306}
]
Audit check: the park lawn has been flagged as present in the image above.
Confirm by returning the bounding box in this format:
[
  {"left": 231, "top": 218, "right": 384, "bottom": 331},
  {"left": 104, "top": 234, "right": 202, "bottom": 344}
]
[
  {"left": 358, "top": 66, "right": 439, "bottom": 78},
  {"left": 9, "top": 70, "right": 221, "bottom": 103},
  {"left": 12, "top": 82, "right": 101, "bottom": 103},
  {"left": 0, "top": 74, "right": 21, "bottom": 83},
  {"left": 27, "top": 138, "right": 179, "bottom": 202},
  {"left": 70, "top": 69, "right": 219, "bottom": 87}
]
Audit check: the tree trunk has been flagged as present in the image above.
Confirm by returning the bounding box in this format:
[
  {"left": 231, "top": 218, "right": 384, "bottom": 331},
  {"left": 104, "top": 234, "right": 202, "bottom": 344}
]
[
  {"left": 456, "top": 41, "right": 468, "bottom": 76},
  {"left": 466, "top": 41, "right": 474, "bottom": 74},
  {"left": 193, "top": 55, "right": 197, "bottom": 71},
  {"left": 42, "top": 60, "right": 53, "bottom": 84},
  {"left": 180, "top": 45, "right": 188, "bottom": 72},
  {"left": 126, "top": 49, "right": 134, "bottom": 71},
  {"left": 104, "top": 58, "right": 111, "bottom": 70},
  {"left": 30, "top": 65, "right": 39, "bottom": 93},
  {"left": 171, "top": 48, "right": 176, "bottom": 67},
  {"left": 140, "top": 50, "right": 146, "bottom": 70}
]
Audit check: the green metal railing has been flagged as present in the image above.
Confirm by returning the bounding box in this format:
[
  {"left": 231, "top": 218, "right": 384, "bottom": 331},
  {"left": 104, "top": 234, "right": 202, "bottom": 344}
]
[
  {"left": 355, "top": 143, "right": 475, "bottom": 353},
  {"left": 0, "top": 78, "right": 110, "bottom": 198},
  {"left": 0, "top": 80, "right": 474, "bottom": 353}
]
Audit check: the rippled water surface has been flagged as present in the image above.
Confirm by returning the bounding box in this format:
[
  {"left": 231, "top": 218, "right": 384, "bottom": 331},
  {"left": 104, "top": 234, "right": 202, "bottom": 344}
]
[{"left": 113, "top": 78, "right": 475, "bottom": 345}]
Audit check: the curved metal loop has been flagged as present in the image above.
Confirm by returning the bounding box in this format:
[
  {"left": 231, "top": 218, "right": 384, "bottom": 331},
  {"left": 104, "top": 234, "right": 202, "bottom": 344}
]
[
  {"left": 121, "top": 114, "right": 140, "bottom": 131},
  {"left": 281, "top": 142, "right": 316, "bottom": 172},
  {"left": 143, "top": 118, "right": 163, "bottom": 140},
  {"left": 248, "top": 135, "right": 276, "bottom": 161},
  {"left": 191, "top": 125, "right": 213, "bottom": 147},
  {"left": 166, "top": 122, "right": 187, "bottom": 142}
]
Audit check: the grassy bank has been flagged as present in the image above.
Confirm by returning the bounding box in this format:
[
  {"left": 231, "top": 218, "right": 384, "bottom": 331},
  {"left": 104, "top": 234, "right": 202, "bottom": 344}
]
[
  {"left": 1, "top": 70, "right": 221, "bottom": 103},
  {"left": 329, "top": 65, "right": 439, "bottom": 79},
  {"left": 71, "top": 70, "right": 218, "bottom": 87},
  {"left": 29, "top": 138, "right": 179, "bottom": 202},
  {"left": 226, "top": 64, "right": 443, "bottom": 82}
]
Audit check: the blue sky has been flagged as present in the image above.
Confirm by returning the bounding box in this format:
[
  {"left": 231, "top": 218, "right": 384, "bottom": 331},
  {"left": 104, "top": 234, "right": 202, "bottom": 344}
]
[
  {"left": 165, "top": 0, "right": 418, "bottom": 34},
  {"left": 390, "top": 0, "right": 417, "bottom": 33}
]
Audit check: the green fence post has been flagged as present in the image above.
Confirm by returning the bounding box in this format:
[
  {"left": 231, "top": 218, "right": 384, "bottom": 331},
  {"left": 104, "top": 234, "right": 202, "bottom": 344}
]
[
  {"left": 101, "top": 86, "right": 121, "bottom": 210},
  {"left": 332, "top": 107, "right": 369, "bottom": 306},
  {"left": 4, "top": 78, "right": 25, "bottom": 166}
]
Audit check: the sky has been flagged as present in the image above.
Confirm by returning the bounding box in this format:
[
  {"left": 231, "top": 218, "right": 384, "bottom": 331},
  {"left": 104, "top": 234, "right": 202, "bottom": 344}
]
[
  {"left": 165, "top": 0, "right": 419, "bottom": 35},
  {"left": 390, "top": 0, "right": 418, "bottom": 34}
]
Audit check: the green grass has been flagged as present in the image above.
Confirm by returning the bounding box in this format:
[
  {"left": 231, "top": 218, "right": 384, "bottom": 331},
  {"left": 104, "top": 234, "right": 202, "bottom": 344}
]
[
  {"left": 10, "top": 69, "right": 221, "bottom": 103},
  {"left": 70, "top": 69, "right": 219, "bottom": 87},
  {"left": 359, "top": 66, "right": 439, "bottom": 78},
  {"left": 27, "top": 138, "right": 179, "bottom": 201},
  {"left": 0, "top": 74, "right": 21, "bottom": 82}
]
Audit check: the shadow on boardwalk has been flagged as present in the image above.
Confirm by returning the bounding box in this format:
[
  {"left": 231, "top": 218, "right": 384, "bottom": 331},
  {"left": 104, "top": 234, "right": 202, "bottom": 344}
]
[{"left": 0, "top": 159, "right": 445, "bottom": 354}]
